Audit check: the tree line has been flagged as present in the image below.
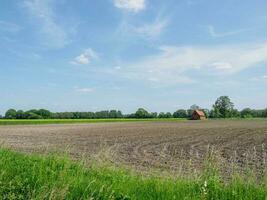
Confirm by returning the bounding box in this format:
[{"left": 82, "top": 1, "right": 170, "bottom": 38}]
[{"left": 2, "top": 96, "right": 267, "bottom": 119}]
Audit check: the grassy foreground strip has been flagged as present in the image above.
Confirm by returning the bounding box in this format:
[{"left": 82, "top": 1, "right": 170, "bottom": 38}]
[
  {"left": 0, "top": 149, "right": 266, "bottom": 200},
  {"left": 0, "top": 118, "right": 186, "bottom": 125}
]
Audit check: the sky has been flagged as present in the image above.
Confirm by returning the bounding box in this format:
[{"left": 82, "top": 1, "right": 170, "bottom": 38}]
[{"left": 1, "top": 0, "right": 267, "bottom": 114}]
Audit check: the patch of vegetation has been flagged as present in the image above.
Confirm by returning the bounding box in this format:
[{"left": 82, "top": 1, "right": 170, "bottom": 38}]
[
  {"left": 0, "top": 118, "right": 186, "bottom": 125},
  {"left": 0, "top": 148, "right": 266, "bottom": 200},
  {"left": 2, "top": 96, "right": 267, "bottom": 120}
]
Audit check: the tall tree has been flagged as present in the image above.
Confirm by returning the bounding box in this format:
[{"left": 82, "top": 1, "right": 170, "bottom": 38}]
[
  {"left": 135, "top": 108, "right": 151, "bottom": 118},
  {"left": 212, "top": 96, "right": 234, "bottom": 118}
]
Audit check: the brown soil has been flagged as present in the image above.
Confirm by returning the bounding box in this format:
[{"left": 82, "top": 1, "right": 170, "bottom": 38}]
[{"left": 0, "top": 120, "right": 266, "bottom": 175}]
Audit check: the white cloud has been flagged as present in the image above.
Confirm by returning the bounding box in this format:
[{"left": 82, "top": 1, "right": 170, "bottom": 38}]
[
  {"left": 207, "top": 25, "right": 251, "bottom": 38},
  {"left": 211, "top": 62, "right": 233, "bottom": 70},
  {"left": 23, "top": 0, "right": 69, "bottom": 48},
  {"left": 71, "top": 48, "right": 98, "bottom": 65},
  {"left": 134, "top": 18, "right": 168, "bottom": 39},
  {"left": 75, "top": 87, "right": 94, "bottom": 93},
  {"left": 112, "top": 42, "right": 267, "bottom": 84},
  {"left": 114, "top": 0, "right": 146, "bottom": 12},
  {"left": 0, "top": 21, "right": 21, "bottom": 32},
  {"left": 117, "top": 17, "right": 168, "bottom": 40},
  {"left": 250, "top": 75, "right": 267, "bottom": 81}
]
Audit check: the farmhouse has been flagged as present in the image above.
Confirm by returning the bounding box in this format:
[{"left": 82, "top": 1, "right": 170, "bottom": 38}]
[{"left": 191, "top": 110, "right": 206, "bottom": 120}]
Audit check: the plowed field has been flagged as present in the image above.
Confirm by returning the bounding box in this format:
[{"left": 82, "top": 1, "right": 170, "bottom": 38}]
[{"left": 0, "top": 120, "right": 266, "bottom": 175}]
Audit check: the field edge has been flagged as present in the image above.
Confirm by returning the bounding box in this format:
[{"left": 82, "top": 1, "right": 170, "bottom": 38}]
[
  {"left": 0, "top": 118, "right": 189, "bottom": 125},
  {"left": 0, "top": 148, "right": 266, "bottom": 200}
]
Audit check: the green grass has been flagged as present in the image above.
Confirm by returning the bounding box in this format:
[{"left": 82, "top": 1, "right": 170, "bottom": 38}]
[
  {"left": 0, "top": 148, "right": 266, "bottom": 200},
  {"left": 0, "top": 118, "right": 186, "bottom": 126}
]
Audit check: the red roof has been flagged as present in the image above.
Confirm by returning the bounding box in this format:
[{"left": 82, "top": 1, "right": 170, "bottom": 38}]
[{"left": 194, "top": 110, "right": 205, "bottom": 117}]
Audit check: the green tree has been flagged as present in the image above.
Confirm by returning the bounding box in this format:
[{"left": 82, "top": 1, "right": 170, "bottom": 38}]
[
  {"left": 27, "top": 112, "right": 42, "bottom": 119},
  {"left": 165, "top": 112, "right": 172, "bottom": 118},
  {"left": 190, "top": 104, "right": 200, "bottom": 110},
  {"left": 117, "top": 111, "right": 123, "bottom": 118},
  {"left": 16, "top": 110, "right": 25, "bottom": 119},
  {"left": 95, "top": 111, "right": 109, "bottom": 118},
  {"left": 5, "top": 109, "right": 17, "bottom": 119},
  {"left": 263, "top": 108, "right": 267, "bottom": 117},
  {"left": 187, "top": 105, "right": 200, "bottom": 118},
  {"left": 241, "top": 108, "right": 253, "bottom": 118},
  {"left": 158, "top": 112, "right": 165, "bottom": 118},
  {"left": 135, "top": 108, "right": 150, "bottom": 118},
  {"left": 212, "top": 96, "right": 234, "bottom": 118},
  {"left": 27, "top": 109, "right": 38, "bottom": 114},
  {"left": 151, "top": 112, "right": 158, "bottom": 118},
  {"left": 36, "top": 109, "right": 52, "bottom": 119},
  {"left": 109, "top": 110, "right": 118, "bottom": 118},
  {"left": 173, "top": 109, "right": 187, "bottom": 118},
  {"left": 232, "top": 109, "right": 240, "bottom": 118},
  {"left": 202, "top": 109, "right": 210, "bottom": 118},
  {"left": 158, "top": 112, "right": 172, "bottom": 118}
]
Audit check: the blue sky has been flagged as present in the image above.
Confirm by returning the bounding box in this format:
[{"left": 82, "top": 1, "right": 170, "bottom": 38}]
[{"left": 1, "top": 0, "right": 267, "bottom": 114}]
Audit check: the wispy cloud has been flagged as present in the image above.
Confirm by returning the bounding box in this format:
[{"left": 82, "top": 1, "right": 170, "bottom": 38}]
[
  {"left": 117, "top": 17, "right": 169, "bottom": 40},
  {"left": 0, "top": 20, "right": 21, "bottom": 32},
  {"left": 23, "top": 0, "right": 69, "bottom": 48},
  {"left": 112, "top": 42, "right": 267, "bottom": 85},
  {"left": 71, "top": 48, "right": 98, "bottom": 65},
  {"left": 75, "top": 87, "right": 94, "bottom": 93},
  {"left": 134, "top": 18, "right": 169, "bottom": 39},
  {"left": 250, "top": 75, "right": 267, "bottom": 81},
  {"left": 207, "top": 25, "right": 251, "bottom": 38},
  {"left": 211, "top": 62, "right": 233, "bottom": 70},
  {"left": 114, "top": 0, "right": 146, "bottom": 12}
]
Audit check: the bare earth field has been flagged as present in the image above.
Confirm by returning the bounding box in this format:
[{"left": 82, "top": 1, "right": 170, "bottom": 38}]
[{"left": 0, "top": 120, "right": 266, "bottom": 176}]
